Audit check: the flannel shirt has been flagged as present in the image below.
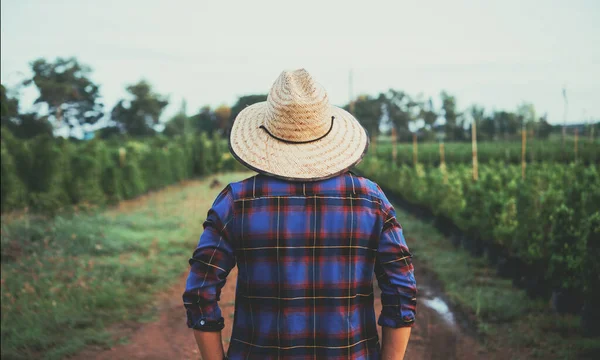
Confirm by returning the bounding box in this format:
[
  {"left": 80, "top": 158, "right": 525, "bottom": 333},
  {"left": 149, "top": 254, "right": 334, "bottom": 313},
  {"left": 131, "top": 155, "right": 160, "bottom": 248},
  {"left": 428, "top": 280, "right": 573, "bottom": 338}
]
[{"left": 183, "top": 172, "right": 417, "bottom": 359}]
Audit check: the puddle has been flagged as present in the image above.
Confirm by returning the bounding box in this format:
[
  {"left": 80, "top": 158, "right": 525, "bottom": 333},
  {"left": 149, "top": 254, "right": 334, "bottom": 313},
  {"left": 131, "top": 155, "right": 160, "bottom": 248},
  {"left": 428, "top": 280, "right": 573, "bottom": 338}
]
[{"left": 422, "top": 296, "right": 456, "bottom": 326}]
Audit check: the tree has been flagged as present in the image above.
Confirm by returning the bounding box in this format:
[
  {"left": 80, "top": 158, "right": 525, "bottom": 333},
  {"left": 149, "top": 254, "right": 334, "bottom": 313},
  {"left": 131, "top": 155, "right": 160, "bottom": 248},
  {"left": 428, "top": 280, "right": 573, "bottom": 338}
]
[
  {"left": 383, "top": 90, "right": 417, "bottom": 140},
  {"left": 164, "top": 100, "right": 190, "bottom": 137},
  {"left": 190, "top": 106, "right": 217, "bottom": 135},
  {"left": 492, "top": 111, "right": 520, "bottom": 139},
  {"left": 516, "top": 102, "right": 537, "bottom": 135},
  {"left": 214, "top": 105, "right": 231, "bottom": 134},
  {"left": 0, "top": 84, "right": 18, "bottom": 119},
  {"left": 421, "top": 97, "right": 438, "bottom": 128},
  {"left": 440, "top": 91, "right": 464, "bottom": 141},
  {"left": 480, "top": 115, "right": 497, "bottom": 141},
  {"left": 24, "top": 57, "right": 103, "bottom": 136},
  {"left": 111, "top": 80, "right": 168, "bottom": 136},
  {"left": 469, "top": 105, "right": 486, "bottom": 140},
  {"left": 537, "top": 113, "right": 553, "bottom": 139},
  {"left": 349, "top": 95, "right": 383, "bottom": 138},
  {"left": 1, "top": 84, "right": 53, "bottom": 139}
]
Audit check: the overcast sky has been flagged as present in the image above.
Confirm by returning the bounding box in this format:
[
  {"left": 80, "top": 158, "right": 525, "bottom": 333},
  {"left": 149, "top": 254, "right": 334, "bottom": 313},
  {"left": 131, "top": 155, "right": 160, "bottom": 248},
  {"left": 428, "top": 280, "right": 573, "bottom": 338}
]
[{"left": 2, "top": 0, "right": 599, "bottom": 125}]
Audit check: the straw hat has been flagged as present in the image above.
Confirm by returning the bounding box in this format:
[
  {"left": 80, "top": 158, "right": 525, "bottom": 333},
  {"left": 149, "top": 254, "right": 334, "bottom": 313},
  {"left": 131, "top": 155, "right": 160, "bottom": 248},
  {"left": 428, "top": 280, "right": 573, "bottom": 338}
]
[{"left": 229, "top": 69, "right": 369, "bottom": 181}]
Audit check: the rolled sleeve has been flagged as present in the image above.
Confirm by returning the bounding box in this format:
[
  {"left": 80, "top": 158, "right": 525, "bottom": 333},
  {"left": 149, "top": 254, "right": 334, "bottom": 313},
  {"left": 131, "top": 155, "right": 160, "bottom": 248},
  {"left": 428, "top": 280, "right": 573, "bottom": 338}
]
[
  {"left": 375, "top": 189, "right": 417, "bottom": 328},
  {"left": 183, "top": 185, "right": 236, "bottom": 332}
]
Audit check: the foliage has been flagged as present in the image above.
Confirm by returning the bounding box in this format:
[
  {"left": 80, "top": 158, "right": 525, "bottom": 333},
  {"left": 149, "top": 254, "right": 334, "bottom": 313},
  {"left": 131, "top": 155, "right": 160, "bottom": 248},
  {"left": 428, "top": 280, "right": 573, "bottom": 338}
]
[
  {"left": 24, "top": 57, "right": 104, "bottom": 136},
  {"left": 347, "top": 94, "right": 383, "bottom": 137},
  {"left": 163, "top": 101, "right": 190, "bottom": 137},
  {"left": 357, "top": 156, "right": 600, "bottom": 298},
  {"left": 111, "top": 80, "right": 169, "bottom": 136},
  {"left": 0, "top": 128, "right": 231, "bottom": 214},
  {"left": 0, "top": 84, "right": 19, "bottom": 119},
  {"left": 373, "top": 139, "right": 599, "bottom": 165},
  {"left": 0, "top": 140, "right": 27, "bottom": 212},
  {"left": 1, "top": 84, "right": 53, "bottom": 139},
  {"left": 399, "top": 206, "right": 600, "bottom": 359},
  {"left": 440, "top": 91, "right": 465, "bottom": 141}
]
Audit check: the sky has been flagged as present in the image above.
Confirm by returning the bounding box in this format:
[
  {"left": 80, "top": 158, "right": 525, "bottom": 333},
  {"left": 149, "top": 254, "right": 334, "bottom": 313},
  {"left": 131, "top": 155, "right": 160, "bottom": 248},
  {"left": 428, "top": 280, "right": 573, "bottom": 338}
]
[{"left": 2, "top": 0, "right": 599, "bottom": 127}]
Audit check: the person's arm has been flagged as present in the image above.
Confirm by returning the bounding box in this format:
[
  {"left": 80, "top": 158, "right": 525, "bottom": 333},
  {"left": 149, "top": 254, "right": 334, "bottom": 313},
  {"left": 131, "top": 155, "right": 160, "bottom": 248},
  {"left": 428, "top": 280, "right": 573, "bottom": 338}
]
[
  {"left": 193, "top": 330, "right": 225, "bottom": 360},
  {"left": 375, "top": 187, "right": 417, "bottom": 360},
  {"left": 381, "top": 327, "right": 412, "bottom": 360},
  {"left": 182, "top": 186, "right": 236, "bottom": 359}
]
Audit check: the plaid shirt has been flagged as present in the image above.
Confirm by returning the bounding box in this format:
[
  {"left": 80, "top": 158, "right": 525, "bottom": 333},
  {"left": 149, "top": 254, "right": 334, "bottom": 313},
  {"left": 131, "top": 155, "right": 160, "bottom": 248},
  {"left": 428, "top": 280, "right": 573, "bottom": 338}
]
[{"left": 183, "top": 172, "right": 417, "bottom": 359}]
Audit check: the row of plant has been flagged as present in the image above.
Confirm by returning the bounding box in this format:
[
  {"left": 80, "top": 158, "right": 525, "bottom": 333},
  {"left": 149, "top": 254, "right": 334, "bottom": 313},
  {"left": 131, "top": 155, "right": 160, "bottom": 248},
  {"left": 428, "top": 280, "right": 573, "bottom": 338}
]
[
  {"left": 372, "top": 138, "right": 599, "bottom": 165},
  {"left": 357, "top": 157, "right": 600, "bottom": 335},
  {"left": 0, "top": 128, "right": 244, "bottom": 214}
]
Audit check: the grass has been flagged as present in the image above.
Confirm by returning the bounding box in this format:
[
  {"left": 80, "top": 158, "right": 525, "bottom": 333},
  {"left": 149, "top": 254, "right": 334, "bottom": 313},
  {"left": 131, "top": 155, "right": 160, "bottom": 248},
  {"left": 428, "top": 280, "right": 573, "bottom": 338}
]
[
  {"left": 397, "top": 207, "right": 600, "bottom": 359},
  {"left": 0, "top": 172, "right": 253, "bottom": 360}
]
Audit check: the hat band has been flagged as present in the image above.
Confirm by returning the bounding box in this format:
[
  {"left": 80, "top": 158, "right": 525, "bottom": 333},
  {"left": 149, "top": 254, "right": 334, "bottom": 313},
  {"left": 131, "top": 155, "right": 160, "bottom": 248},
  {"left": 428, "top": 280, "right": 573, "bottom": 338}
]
[{"left": 259, "top": 116, "right": 335, "bottom": 144}]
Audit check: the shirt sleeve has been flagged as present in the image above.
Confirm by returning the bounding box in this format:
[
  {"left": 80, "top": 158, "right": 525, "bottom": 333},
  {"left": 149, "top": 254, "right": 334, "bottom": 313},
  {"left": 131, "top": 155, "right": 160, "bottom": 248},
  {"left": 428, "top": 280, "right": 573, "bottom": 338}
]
[
  {"left": 182, "top": 185, "right": 236, "bottom": 332},
  {"left": 375, "top": 187, "right": 417, "bottom": 328}
]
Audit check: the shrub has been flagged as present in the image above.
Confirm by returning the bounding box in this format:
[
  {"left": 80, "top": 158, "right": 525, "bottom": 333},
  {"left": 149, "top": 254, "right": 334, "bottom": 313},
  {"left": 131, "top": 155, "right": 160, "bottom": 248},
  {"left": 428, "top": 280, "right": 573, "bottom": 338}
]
[{"left": 0, "top": 141, "right": 27, "bottom": 212}]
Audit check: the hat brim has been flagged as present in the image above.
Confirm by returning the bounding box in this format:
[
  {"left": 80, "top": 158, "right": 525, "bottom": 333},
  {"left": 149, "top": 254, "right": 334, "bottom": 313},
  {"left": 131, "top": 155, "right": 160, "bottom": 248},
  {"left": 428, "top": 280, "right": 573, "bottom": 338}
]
[{"left": 228, "top": 102, "right": 370, "bottom": 182}]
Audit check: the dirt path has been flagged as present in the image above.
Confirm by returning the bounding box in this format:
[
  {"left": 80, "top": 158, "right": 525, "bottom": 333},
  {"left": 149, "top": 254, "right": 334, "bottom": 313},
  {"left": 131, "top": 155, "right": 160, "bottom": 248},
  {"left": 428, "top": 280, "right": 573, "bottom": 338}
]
[{"left": 72, "top": 259, "right": 487, "bottom": 360}]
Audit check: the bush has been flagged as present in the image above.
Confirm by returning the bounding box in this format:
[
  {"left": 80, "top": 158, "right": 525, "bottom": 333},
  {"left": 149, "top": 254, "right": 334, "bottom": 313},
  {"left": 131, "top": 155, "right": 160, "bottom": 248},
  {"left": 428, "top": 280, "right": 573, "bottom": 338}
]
[
  {"left": 357, "top": 157, "right": 599, "bottom": 309},
  {"left": 0, "top": 131, "right": 232, "bottom": 214},
  {"left": 0, "top": 141, "right": 27, "bottom": 212},
  {"left": 67, "top": 142, "right": 106, "bottom": 206}
]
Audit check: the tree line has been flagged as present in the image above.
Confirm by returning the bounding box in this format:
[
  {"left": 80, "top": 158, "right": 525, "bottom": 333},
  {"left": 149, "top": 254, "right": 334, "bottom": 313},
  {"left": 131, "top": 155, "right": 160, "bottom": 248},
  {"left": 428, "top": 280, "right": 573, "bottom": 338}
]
[
  {"left": 0, "top": 57, "right": 267, "bottom": 140},
  {"left": 1, "top": 57, "right": 595, "bottom": 142}
]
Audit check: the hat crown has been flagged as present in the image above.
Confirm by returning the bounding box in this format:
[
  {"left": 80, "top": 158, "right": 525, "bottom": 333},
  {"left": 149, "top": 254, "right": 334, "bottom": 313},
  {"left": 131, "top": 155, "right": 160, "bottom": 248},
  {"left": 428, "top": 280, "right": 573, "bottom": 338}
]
[{"left": 265, "top": 69, "right": 331, "bottom": 142}]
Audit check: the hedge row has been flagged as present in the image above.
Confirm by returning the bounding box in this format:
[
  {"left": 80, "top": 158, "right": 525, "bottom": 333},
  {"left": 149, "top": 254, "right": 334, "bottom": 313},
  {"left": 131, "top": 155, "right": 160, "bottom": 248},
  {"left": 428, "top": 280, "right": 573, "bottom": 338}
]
[
  {"left": 373, "top": 139, "right": 600, "bottom": 166},
  {"left": 0, "top": 129, "right": 244, "bottom": 214},
  {"left": 358, "top": 157, "right": 600, "bottom": 332}
]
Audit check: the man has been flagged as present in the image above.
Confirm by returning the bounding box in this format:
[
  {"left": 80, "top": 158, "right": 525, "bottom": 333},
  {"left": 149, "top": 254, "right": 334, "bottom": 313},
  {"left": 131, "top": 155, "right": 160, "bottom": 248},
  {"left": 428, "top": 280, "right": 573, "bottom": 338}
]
[{"left": 183, "top": 69, "right": 417, "bottom": 360}]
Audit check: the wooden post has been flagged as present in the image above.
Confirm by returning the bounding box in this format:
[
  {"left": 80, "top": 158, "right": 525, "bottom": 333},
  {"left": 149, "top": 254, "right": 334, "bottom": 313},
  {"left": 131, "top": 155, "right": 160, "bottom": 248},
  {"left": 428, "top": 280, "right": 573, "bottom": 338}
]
[
  {"left": 412, "top": 133, "right": 418, "bottom": 167},
  {"left": 471, "top": 120, "right": 479, "bottom": 181},
  {"left": 574, "top": 128, "right": 579, "bottom": 161},
  {"left": 439, "top": 142, "right": 448, "bottom": 184},
  {"left": 391, "top": 127, "right": 397, "bottom": 164},
  {"left": 521, "top": 128, "right": 527, "bottom": 179},
  {"left": 118, "top": 147, "right": 126, "bottom": 168}
]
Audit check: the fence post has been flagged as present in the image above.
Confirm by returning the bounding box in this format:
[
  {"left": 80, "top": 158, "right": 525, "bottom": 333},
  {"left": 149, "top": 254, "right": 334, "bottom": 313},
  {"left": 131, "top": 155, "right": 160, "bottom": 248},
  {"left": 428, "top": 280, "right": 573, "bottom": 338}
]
[
  {"left": 118, "top": 147, "right": 126, "bottom": 168},
  {"left": 440, "top": 142, "right": 448, "bottom": 184},
  {"left": 471, "top": 120, "right": 479, "bottom": 181},
  {"left": 412, "top": 133, "right": 418, "bottom": 167}
]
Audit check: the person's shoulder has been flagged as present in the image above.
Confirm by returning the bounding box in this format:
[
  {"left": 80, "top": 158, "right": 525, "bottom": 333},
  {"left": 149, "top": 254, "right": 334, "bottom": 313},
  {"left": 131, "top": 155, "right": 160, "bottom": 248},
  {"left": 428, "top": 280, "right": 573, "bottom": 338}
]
[
  {"left": 225, "top": 174, "right": 259, "bottom": 200},
  {"left": 348, "top": 171, "right": 385, "bottom": 199}
]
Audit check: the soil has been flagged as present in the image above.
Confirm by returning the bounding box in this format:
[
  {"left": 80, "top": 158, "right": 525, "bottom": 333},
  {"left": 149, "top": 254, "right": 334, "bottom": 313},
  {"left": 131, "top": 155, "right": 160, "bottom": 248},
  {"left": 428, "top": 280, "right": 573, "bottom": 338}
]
[{"left": 72, "top": 260, "right": 489, "bottom": 360}]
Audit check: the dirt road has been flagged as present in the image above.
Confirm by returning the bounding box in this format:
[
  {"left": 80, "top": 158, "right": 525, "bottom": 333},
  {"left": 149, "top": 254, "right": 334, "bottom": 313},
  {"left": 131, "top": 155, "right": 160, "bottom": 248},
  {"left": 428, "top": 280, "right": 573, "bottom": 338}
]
[{"left": 73, "top": 259, "right": 487, "bottom": 360}]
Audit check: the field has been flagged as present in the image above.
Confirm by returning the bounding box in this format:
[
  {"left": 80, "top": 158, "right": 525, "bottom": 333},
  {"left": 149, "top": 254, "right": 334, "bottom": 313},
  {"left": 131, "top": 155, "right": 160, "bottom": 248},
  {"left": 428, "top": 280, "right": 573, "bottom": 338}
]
[
  {"left": 356, "top": 140, "right": 600, "bottom": 358},
  {"left": 0, "top": 173, "right": 249, "bottom": 359},
  {"left": 371, "top": 137, "right": 599, "bottom": 165},
  {"left": 2, "top": 134, "right": 600, "bottom": 359}
]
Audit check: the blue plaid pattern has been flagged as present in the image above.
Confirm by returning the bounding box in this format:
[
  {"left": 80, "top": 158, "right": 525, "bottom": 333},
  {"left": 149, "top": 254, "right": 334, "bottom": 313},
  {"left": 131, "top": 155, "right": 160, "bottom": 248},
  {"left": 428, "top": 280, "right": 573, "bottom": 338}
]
[{"left": 183, "top": 172, "right": 417, "bottom": 359}]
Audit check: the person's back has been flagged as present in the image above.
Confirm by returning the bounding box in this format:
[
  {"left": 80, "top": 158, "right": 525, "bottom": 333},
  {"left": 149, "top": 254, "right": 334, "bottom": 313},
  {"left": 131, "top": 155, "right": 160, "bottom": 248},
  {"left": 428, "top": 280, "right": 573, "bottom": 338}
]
[{"left": 183, "top": 69, "right": 417, "bottom": 359}]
